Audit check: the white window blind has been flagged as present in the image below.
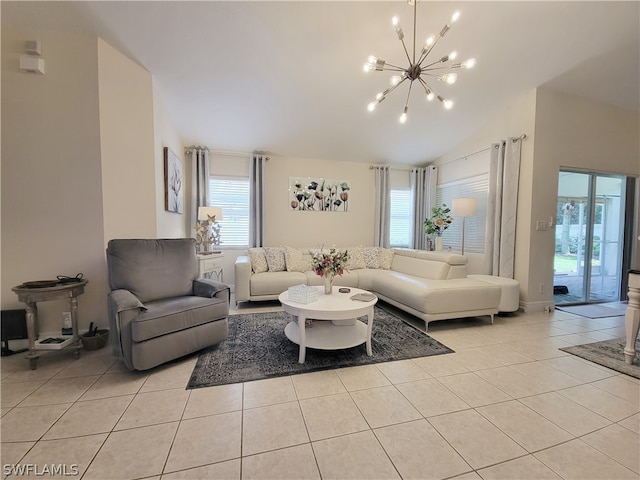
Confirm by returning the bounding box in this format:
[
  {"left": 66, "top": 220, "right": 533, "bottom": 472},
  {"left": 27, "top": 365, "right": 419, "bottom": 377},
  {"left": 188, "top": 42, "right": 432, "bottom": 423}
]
[
  {"left": 208, "top": 176, "right": 250, "bottom": 247},
  {"left": 436, "top": 175, "right": 488, "bottom": 253},
  {"left": 390, "top": 188, "right": 411, "bottom": 248}
]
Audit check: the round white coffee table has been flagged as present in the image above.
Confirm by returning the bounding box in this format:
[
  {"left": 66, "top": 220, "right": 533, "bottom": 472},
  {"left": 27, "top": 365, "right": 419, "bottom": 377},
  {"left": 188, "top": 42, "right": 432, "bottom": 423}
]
[{"left": 279, "top": 286, "right": 378, "bottom": 363}]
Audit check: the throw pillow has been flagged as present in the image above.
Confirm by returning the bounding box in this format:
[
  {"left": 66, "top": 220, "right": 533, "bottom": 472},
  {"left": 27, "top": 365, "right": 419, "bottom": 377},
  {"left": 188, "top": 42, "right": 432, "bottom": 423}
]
[
  {"left": 263, "top": 247, "right": 286, "bottom": 272},
  {"left": 345, "top": 246, "right": 366, "bottom": 270},
  {"left": 363, "top": 247, "right": 381, "bottom": 269},
  {"left": 378, "top": 248, "right": 395, "bottom": 270},
  {"left": 248, "top": 248, "right": 268, "bottom": 273},
  {"left": 284, "top": 246, "right": 310, "bottom": 272}
]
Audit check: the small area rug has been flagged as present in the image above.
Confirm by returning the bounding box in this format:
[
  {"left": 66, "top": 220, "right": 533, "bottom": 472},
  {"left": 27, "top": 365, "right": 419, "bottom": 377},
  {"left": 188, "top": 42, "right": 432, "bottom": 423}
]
[
  {"left": 555, "top": 303, "right": 628, "bottom": 319},
  {"left": 187, "top": 305, "right": 453, "bottom": 389},
  {"left": 560, "top": 337, "right": 640, "bottom": 379}
]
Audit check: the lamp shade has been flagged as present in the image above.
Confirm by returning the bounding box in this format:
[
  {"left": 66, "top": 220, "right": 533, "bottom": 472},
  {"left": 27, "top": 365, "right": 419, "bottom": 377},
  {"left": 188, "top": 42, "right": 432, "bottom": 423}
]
[
  {"left": 452, "top": 198, "right": 477, "bottom": 217},
  {"left": 198, "top": 206, "right": 223, "bottom": 221}
]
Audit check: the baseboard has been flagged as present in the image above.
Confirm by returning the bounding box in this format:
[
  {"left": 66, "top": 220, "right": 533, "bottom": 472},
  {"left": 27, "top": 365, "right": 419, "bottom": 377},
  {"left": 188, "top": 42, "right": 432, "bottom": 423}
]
[{"left": 520, "top": 300, "right": 555, "bottom": 313}]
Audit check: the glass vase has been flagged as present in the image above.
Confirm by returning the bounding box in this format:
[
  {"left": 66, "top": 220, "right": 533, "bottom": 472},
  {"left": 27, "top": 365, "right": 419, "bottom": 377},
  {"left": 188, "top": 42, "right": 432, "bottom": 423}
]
[
  {"left": 436, "top": 236, "right": 443, "bottom": 251},
  {"left": 324, "top": 274, "right": 333, "bottom": 295}
]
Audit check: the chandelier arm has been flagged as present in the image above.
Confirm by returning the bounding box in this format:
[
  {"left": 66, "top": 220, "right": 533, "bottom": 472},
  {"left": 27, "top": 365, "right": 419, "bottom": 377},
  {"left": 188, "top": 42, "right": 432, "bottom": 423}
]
[
  {"left": 380, "top": 63, "right": 408, "bottom": 72},
  {"left": 421, "top": 65, "right": 454, "bottom": 72},
  {"left": 399, "top": 37, "right": 412, "bottom": 66},
  {"left": 421, "top": 59, "right": 451, "bottom": 70},
  {"left": 412, "top": 0, "right": 417, "bottom": 64},
  {"left": 403, "top": 79, "right": 414, "bottom": 109},
  {"left": 417, "top": 32, "right": 445, "bottom": 65}
]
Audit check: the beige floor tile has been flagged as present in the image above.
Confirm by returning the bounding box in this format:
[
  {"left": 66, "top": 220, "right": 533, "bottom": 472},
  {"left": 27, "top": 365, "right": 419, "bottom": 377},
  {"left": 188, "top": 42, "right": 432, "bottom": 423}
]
[
  {"left": 18, "top": 375, "right": 100, "bottom": 407},
  {"left": 472, "top": 344, "right": 535, "bottom": 366},
  {"left": 242, "top": 443, "right": 320, "bottom": 480},
  {"left": 139, "top": 357, "right": 197, "bottom": 393},
  {"left": 312, "top": 430, "right": 400, "bottom": 479},
  {"left": 84, "top": 422, "right": 177, "bottom": 479},
  {"left": 450, "top": 473, "right": 482, "bottom": 480},
  {"left": 374, "top": 419, "right": 472, "bottom": 479},
  {"left": 509, "top": 362, "right": 584, "bottom": 390},
  {"left": 519, "top": 391, "right": 611, "bottom": 436},
  {"left": 161, "top": 459, "right": 241, "bottom": 479},
  {"left": 541, "top": 356, "right": 615, "bottom": 383},
  {"left": 43, "top": 395, "right": 133, "bottom": 439},
  {"left": 448, "top": 349, "right": 505, "bottom": 371},
  {"left": 350, "top": 385, "right": 421, "bottom": 428},
  {"left": 438, "top": 372, "right": 512, "bottom": 407},
  {"left": 1, "top": 355, "right": 74, "bottom": 383},
  {"left": 53, "top": 350, "right": 118, "bottom": 378},
  {"left": 11, "top": 434, "right": 107, "bottom": 479},
  {"left": 115, "top": 388, "right": 189, "bottom": 430},
  {"left": 412, "top": 355, "right": 469, "bottom": 377},
  {"left": 79, "top": 371, "right": 147, "bottom": 401},
  {"left": 0, "top": 404, "right": 71, "bottom": 442},
  {"left": 475, "top": 366, "right": 551, "bottom": 398},
  {"left": 476, "top": 400, "right": 573, "bottom": 452},
  {"left": 299, "top": 392, "right": 368, "bottom": 441},
  {"left": 591, "top": 375, "right": 640, "bottom": 404},
  {"left": 291, "top": 370, "right": 347, "bottom": 400},
  {"left": 619, "top": 413, "right": 640, "bottom": 434},
  {"left": 582, "top": 424, "right": 640, "bottom": 473},
  {"left": 183, "top": 383, "right": 243, "bottom": 419},
  {"left": 1, "top": 407, "right": 11, "bottom": 417},
  {"left": 477, "top": 455, "right": 562, "bottom": 479},
  {"left": 0, "top": 441, "right": 35, "bottom": 466},
  {"left": 558, "top": 383, "right": 639, "bottom": 422},
  {"left": 164, "top": 412, "right": 241, "bottom": 473},
  {"left": 428, "top": 409, "right": 527, "bottom": 469},
  {"left": 535, "top": 439, "right": 637, "bottom": 479},
  {"left": 396, "top": 378, "right": 470, "bottom": 418},
  {"left": 375, "top": 359, "right": 432, "bottom": 384},
  {"left": 428, "top": 329, "right": 496, "bottom": 350},
  {"left": 334, "top": 364, "right": 391, "bottom": 391},
  {"left": 506, "top": 338, "right": 572, "bottom": 361},
  {"left": 1, "top": 380, "right": 45, "bottom": 408},
  {"left": 242, "top": 401, "right": 309, "bottom": 456},
  {"left": 243, "top": 376, "right": 297, "bottom": 409}
]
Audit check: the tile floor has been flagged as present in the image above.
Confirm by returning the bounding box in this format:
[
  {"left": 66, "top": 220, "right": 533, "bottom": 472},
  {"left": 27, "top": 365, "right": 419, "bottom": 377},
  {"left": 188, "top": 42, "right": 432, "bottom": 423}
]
[{"left": 1, "top": 299, "right": 639, "bottom": 480}]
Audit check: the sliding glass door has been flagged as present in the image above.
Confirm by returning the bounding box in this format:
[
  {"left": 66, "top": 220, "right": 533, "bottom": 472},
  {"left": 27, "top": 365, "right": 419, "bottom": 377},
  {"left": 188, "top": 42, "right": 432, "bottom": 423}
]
[{"left": 554, "top": 171, "right": 626, "bottom": 305}]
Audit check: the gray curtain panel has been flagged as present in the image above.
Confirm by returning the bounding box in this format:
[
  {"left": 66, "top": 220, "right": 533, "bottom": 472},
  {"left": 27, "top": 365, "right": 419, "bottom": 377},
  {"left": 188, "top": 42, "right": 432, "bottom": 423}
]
[
  {"left": 249, "top": 154, "right": 266, "bottom": 248},
  {"left": 373, "top": 165, "right": 390, "bottom": 248},
  {"left": 411, "top": 165, "right": 437, "bottom": 250}
]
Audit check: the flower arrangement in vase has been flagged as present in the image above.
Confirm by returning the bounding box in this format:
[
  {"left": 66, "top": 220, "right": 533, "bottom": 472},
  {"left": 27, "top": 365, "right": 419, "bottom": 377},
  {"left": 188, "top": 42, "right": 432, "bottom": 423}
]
[
  {"left": 424, "top": 204, "right": 453, "bottom": 250},
  {"left": 311, "top": 246, "right": 350, "bottom": 294}
]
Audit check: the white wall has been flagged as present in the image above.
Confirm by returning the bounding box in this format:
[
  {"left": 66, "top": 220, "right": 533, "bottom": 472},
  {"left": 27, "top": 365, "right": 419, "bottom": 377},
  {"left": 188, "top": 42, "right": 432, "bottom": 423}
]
[
  {"left": 1, "top": 30, "right": 106, "bottom": 333},
  {"left": 264, "top": 155, "right": 375, "bottom": 248},
  {"left": 153, "top": 79, "right": 188, "bottom": 238},
  {"left": 98, "top": 38, "right": 157, "bottom": 244}
]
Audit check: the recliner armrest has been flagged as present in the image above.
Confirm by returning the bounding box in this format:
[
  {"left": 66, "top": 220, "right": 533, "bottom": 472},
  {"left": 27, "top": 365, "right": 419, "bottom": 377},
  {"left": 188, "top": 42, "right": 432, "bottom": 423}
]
[
  {"left": 108, "top": 289, "right": 147, "bottom": 313},
  {"left": 194, "top": 278, "right": 230, "bottom": 302}
]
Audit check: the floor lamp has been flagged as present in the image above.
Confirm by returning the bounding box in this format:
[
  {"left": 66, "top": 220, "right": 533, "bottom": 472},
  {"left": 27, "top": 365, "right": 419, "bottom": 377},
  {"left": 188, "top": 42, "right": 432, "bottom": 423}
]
[{"left": 452, "top": 198, "right": 477, "bottom": 255}]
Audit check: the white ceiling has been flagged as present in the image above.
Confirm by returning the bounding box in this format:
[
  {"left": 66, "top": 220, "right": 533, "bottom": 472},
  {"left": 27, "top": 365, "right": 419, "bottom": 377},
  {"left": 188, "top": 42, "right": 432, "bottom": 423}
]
[{"left": 3, "top": 1, "right": 639, "bottom": 165}]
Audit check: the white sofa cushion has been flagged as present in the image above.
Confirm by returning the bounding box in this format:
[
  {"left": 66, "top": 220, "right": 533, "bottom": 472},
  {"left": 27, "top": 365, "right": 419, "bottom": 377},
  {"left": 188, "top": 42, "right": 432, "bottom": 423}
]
[
  {"left": 250, "top": 271, "right": 306, "bottom": 295},
  {"left": 284, "top": 246, "right": 311, "bottom": 272}
]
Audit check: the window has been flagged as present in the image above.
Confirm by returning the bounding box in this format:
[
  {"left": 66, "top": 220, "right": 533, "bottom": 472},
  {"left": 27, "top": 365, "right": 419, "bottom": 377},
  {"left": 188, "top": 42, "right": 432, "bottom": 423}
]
[
  {"left": 208, "top": 176, "right": 250, "bottom": 247},
  {"left": 389, "top": 188, "right": 411, "bottom": 248},
  {"left": 436, "top": 175, "right": 488, "bottom": 253}
]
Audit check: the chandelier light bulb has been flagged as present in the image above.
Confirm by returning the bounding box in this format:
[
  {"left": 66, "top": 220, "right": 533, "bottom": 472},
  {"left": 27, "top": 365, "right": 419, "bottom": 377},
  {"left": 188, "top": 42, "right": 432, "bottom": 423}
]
[
  {"left": 462, "top": 58, "right": 476, "bottom": 69},
  {"left": 399, "top": 112, "right": 408, "bottom": 124},
  {"left": 390, "top": 75, "right": 401, "bottom": 86},
  {"left": 392, "top": 16, "right": 399, "bottom": 26},
  {"left": 368, "top": 55, "right": 377, "bottom": 64},
  {"left": 367, "top": 102, "right": 377, "bottom": 112},
  {"left": 449, "top": 51, "right": 458, "bottom": 61},
  {"left": 363, "top": 63, "right": 372, "bottom": 72},
  {"left": 425, "top": 35, "right": 435, "bottom": 46},
  {"left": 451, "top": 11, "right": 461, "bottom": 23},
  {"left": 376, "top": 92, "right": 385, "bottom": 101},
  {"left": 426, "top": 90, "right": 435, "bottom": 101},
  {"left": 439, "top": 73, "right": 457, "bottom": 84},
  {"left": 443, "top": 99, "right": 454, "bottom": 110}
]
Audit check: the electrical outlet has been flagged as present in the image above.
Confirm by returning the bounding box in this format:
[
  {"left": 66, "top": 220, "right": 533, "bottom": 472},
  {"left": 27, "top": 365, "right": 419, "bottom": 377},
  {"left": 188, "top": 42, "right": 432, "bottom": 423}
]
[
  {"left": 539, "top": 283, "right": 544, "bottom": 294},
  {"left": 536, "top": 221, "right": 548, "bottom": 231}
]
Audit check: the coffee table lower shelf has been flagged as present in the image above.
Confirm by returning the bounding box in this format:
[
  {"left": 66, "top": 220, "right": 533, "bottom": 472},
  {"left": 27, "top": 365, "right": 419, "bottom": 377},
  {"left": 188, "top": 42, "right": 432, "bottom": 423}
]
[{"left": 284, "top": 320, "right": 370, "bottom": 359}]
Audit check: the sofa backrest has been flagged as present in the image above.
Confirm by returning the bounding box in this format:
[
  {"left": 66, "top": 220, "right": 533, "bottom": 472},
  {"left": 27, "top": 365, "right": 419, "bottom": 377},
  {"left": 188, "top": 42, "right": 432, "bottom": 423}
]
[
  {"left": 391, "top": 249, "right": 468, "bottom": 280},
  {"left": 107, "top": 238, "right": 198, "bottom": 303}
]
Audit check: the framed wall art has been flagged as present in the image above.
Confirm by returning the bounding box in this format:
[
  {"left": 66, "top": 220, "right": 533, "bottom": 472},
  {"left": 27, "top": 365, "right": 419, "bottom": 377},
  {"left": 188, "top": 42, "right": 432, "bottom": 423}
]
[
  {"left": 289, "top": 177, "right": 351, "bottom": 212},
  {"left": 164, "top": 147, "right": 184, "bottom": 214}
]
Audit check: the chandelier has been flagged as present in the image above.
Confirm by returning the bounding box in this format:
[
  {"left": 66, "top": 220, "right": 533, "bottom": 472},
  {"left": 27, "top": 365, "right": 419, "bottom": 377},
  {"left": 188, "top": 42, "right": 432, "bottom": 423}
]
[{"left": 363, "top": 0, "right": 476, "bottom": 123}]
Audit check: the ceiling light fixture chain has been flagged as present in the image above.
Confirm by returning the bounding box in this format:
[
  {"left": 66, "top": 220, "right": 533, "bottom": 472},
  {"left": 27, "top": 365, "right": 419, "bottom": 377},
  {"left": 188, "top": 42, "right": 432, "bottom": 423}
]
[{"left": 364, "top": 0, "right": 476, "bottom": 123}]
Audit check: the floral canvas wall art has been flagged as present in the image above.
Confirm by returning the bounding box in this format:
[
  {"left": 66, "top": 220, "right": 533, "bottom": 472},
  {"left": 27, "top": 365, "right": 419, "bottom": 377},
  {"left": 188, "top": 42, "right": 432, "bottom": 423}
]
[
  {"left": 289, "top": 177, "right": 350, "bottom": 212},
  {"left": 164, "top": 147, "right": 184, "bottom": 214}
]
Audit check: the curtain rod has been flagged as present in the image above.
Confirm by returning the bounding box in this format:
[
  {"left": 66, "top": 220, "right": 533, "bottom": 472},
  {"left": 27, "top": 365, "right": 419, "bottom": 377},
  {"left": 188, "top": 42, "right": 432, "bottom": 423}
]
[
  {"left": 368, "top": 164, "right": 422, "bottom": 171},
  {"left": 439, "top": 133, "right": 527, "bottom": 166},
  {"left": 184, "top": 146, "right": 260, "bottom": 158}
]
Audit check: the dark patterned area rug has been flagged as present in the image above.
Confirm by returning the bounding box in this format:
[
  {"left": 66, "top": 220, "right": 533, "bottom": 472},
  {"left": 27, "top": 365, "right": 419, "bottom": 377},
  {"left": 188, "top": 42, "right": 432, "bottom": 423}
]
[
  {"left": 187, "top": 306, "right": 454, "bottom": 389},
  {"left": 560, "top": 337, "right": 640, "bottom": 379}
]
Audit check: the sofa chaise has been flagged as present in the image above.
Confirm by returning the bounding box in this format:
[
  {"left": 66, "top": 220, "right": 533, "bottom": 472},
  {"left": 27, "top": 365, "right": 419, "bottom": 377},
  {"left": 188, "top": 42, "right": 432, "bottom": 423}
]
[{"left": 235, "top": 246, "right": 505, "bottom": 331}]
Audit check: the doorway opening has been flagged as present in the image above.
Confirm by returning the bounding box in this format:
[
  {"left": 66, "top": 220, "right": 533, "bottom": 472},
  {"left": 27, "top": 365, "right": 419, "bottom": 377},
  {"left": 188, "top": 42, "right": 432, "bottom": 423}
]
[{"left": 554, "top": 171, "right": 629, "bottom": 305}]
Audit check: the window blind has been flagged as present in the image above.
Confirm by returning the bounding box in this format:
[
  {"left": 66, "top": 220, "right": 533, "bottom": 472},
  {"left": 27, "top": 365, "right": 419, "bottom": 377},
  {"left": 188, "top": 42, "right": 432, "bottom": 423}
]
[
  {"left": 436, "top": 175, "right": 488, "bottom": 253},
  {"left": 390, "top": 188, "right": 411, "bottom": 248},
  {"left": 208, "top": 176, "right": 250, "bottom": 247}
]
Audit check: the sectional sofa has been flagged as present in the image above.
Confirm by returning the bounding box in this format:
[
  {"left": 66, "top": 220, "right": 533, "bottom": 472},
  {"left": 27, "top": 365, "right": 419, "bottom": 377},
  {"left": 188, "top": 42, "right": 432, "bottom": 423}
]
[{"left": 235, "top": 246, "right": 506, "bottom": 331}]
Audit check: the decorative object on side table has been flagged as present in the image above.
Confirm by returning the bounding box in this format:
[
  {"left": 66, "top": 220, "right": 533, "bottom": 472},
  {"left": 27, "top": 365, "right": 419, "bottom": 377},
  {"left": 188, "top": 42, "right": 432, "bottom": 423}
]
[
  {"left": 195, "top": 206, "right": 223, "bottom": 253},
  {"left": 424, "top": 204, "right": 453, "bottom": 250},
  {"left": 311, "top": 246, "right": 350, "bottom": 294}
]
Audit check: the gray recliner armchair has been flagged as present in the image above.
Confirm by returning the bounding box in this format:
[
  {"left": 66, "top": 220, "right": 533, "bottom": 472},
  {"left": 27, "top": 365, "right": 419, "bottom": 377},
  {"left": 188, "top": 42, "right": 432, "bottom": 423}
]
[{"left": 106, "top": 238, "right": 229, "bottom": 371}]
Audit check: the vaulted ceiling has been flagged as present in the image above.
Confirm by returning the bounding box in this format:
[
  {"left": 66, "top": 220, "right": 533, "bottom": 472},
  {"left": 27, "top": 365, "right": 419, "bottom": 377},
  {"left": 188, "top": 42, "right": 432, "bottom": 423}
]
[{"left": 3, "top": 1, "right": 639, "bottom": 165}]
